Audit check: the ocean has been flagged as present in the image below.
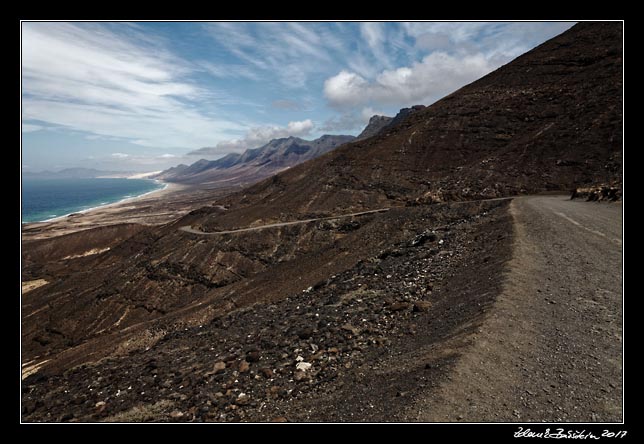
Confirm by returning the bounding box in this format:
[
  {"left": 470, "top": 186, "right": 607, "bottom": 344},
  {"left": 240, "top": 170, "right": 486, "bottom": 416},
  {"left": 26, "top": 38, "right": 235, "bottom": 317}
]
[{"left": 22, "top": 178, "right": 165, "bottom": 223}]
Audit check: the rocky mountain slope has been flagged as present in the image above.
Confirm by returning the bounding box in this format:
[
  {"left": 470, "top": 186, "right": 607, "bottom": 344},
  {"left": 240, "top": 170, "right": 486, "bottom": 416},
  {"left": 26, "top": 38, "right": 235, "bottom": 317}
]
[
  {"left": 155, "top": 135, "right": 355, "bottom": 186},
  {"left": 355, "top": 115, "right": 393, "bottom": 140},
  {"left": 23, "top": 200, "right": 514, "bottom": 422},
  {"left": 196, "top": 22, "right": 621, "bottom": 232},
  {"left": 21, "top": 22, "right": 623, "bottom": 422},
  {"left": 354, "top": 107, "right": 429, "bottom": 142}
]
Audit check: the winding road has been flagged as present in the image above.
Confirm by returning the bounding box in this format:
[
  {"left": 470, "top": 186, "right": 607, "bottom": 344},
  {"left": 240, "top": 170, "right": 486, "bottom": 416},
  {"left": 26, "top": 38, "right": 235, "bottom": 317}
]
[
  {"left": 411, "top": 195, "right": 623, "bottom": 422},
  {"left": 178, "top": 208, "right": 391, "bottom": 235},
  {"left": 180, "top": 194, "right": 623, "bottom": 421},
  {"left": 178, "top": 197, "right": 516, "bottom": 235}
]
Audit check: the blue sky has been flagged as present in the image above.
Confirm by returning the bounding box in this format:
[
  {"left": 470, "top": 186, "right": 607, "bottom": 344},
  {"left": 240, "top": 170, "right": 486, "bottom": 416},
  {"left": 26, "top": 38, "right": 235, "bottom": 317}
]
[{"left": 22, "top": 21, "right": 575, "bottom": 172}]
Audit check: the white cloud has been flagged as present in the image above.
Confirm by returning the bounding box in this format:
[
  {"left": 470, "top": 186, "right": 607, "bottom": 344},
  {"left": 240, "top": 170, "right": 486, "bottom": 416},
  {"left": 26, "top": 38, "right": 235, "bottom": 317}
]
[
  {"left": 402, "top": 22, "right": 491, "bottom": 43},
  {"left": 360, "top": 106, "right": 386, "bottom": 121},
  {"left": 324, "top": 51, "right": 497, "bottom": 109},
  {"left": 360, "top": 23, "right": 384, "bottom": 50},
  {"left": 202, "top": 22, "right": 342, "bottom": 89},
  {"left": 199, "top": 21, "right": 574, "bottom": 97},
  {"left": 22, "top": 123, "right": 44, "bottom": 133},
  {"left": 94, "top": 152, "right": 194, "bottom": 171},
  {"left": 360, "top": 23, "right": 393, "bottom": 69},
  {"left": 188, "top": 119, "right": 315, "bottom": 157},
  {"left": 324, "top": 71, "right": 370, "bottom": 107},
  {"left": 286, "top": 119, "right": 314, "bottom": 134},
  {"left": 320, "top": 113, "right": 362, "bottom": 132},
  {"left": 414, "top": 32, "right": 453, "bottom": 52},
  {"left": 323, "top": 22, "right": 576, "bottom": 111},
  {"left": 22, "top": 22, "right": 245, "bottom": 149},
  {"left": 198, "top": 60, "right": 260, "bottom": 81},
  {"left": 22, "top": 21, "right": 576, "bottom": 166},
  {"left": 402, "top": 22, "right": 575, "bottom": 60}
]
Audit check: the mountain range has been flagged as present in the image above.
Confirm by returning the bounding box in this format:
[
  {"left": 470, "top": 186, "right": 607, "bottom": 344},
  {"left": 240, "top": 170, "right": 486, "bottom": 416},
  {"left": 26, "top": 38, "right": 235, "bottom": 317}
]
[
  {"left": 193, "top": 21, "right": 621, "bottom": 230},
  {"left": 155, "top": 135, "right": 355, "bottom": 185},
  {"left": 156, "top": 107, "right": 423, "bottom": 187},
  {"left": 23, "top": 168, "right": 136, "bottom": 180},
  {"left": 21, "top": 22, "right": 623, "bottom": 422}
]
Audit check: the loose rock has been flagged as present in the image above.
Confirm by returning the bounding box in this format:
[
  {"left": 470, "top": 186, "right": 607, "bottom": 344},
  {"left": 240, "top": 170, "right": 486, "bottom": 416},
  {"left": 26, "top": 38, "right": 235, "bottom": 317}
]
[
  {"left": 213, "top": 361, "right": 226, "bottom": 374},
  {"left": 413, "top": 301, "right": 432, "bottom": 312},
  {"left": 389, "top": 302, "right": 411, "bottom": 312},
  {"left": 296, "top": 362, "right": 312, "bottom": 372},
  {"left": 236, "top": 393, "right": 250, "bottom": 406}
]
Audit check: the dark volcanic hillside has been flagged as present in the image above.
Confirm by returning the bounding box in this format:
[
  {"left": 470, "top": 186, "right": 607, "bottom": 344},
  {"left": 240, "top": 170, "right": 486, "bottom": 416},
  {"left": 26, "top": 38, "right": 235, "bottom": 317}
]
[
  {"left": 22, "top": 22, "right": 623, "bottom": 422},
  {"left": 156, "top": 135, "right": 354, "bottom": 186},
  {"left": 354, "top": 107, "right": 428, "bottom": 142},
  {"left": 188, "top": 22, "right": 621, "bottom": 230},
  {"left": 356, "top": 115, "right": 393, "bottom": 140}
]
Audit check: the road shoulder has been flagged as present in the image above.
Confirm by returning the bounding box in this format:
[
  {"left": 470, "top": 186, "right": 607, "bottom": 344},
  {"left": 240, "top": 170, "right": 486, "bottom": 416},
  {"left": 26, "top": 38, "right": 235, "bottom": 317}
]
[{"left": 409, "top": 196, "right": 623, "bottom": 422}]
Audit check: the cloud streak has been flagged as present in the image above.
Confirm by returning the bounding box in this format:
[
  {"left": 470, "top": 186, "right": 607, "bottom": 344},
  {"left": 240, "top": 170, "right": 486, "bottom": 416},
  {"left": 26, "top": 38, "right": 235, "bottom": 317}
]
[
  {"left": 21, "top": 21, "right": 576, "bottom": 172},
  {"left": 22, "top": 123, "right": 44, "bottom": 133},
  {"left": 202, "top": 22, "right": 354, "bottom": 89},
  {"left": 22, "top": 22, "right": 245, "bottom": 148}
]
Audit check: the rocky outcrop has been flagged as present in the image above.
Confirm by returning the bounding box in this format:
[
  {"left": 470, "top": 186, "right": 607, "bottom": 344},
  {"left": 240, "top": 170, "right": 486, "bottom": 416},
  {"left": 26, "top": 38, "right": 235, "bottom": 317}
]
[
  {"left": 356, "top": 115, "right": 393, "bottom": 140},
  {"left": 385, "top": 105, "right": 426, "bottom": 131},
  {"left": 356, "top": 107, "right": 428, "bottom": 141},
  {"left": 571, "top": 185, "right": 622, "bottom": 201}
]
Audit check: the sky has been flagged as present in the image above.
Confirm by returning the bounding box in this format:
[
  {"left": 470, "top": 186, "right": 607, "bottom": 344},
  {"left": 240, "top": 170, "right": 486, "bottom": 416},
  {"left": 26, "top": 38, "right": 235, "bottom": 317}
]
[{"left": 21, "top": 21, "right": 575, "bottom": 173}]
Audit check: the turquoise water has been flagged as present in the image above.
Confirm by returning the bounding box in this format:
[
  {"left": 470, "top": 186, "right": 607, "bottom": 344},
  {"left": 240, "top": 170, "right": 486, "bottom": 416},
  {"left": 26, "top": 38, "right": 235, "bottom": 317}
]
[{"left": 22, "top": 178, "right": 165, "bottom": 223}]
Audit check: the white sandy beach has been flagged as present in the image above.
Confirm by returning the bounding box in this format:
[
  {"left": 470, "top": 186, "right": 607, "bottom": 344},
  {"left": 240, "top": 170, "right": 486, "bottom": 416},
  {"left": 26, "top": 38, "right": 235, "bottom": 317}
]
[
  {"left": 40, "top": 180, "right": 175, "bottom": 223},
  {"left": 22, "top": 181, "right": 193, "bottom": 240}
]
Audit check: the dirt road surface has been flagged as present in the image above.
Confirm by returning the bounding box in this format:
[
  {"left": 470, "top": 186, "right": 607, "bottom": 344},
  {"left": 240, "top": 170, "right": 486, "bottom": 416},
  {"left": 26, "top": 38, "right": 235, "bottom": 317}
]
[
  {"left": 409, "top": 195, "right": 623, "bottom": 422},
  {"left": 178, "top": 208, "right": 391, "bottom": 235},
  {"left": 177, "top": 198, "right": 515, "bottom": 236}
]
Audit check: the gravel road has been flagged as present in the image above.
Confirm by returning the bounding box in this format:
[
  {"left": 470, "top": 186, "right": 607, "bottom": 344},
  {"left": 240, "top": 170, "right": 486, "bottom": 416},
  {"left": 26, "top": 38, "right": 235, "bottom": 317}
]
[
  {"left": 410, "top": 195, "right": 623, "bottom": 422},
  {"left": 178, "top": 208, "right": 391, "bottom": 235}
]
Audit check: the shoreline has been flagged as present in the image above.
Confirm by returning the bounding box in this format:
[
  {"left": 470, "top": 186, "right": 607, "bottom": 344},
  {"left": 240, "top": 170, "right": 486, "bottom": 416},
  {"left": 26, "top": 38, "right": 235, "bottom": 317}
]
[
  {"left": 25, "top": 179, "right": 176, "bottom": 225},
  {"left": 21, "top": 179, "right": 225, "bottom": 242}
]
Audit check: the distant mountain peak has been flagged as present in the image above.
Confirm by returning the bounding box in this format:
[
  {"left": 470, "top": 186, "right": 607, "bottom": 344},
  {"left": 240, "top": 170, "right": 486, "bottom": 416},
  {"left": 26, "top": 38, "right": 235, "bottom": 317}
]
[
  {"left": 356, "top": 115, "right": 393, "bottom": 141},
  {"left": 369, "top": 115, "right": 389, "bottom": 122},
  {"left": 154, "top": 133, "right": 355, "bottom": 186},
  {"left": 213, "top": 22, "right": 622, "bottom": 212},
  {"left": 23, "top": 167, "right": 136, "bottom": 179}
]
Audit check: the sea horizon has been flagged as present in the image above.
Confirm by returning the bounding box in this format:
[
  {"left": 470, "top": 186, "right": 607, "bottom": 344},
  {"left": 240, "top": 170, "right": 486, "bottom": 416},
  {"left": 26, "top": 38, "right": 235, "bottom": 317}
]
[{"left": 21, "top": 177, "right": 166, "bottom": 223}]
